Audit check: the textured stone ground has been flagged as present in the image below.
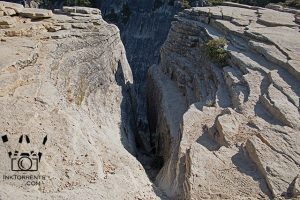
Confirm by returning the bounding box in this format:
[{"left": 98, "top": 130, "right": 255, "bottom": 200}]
[
  {"left": 148, "top": 3, "right": 300, "bottom": 199},
  {"left": 0, "top": 2, "right": 164, "bottom": 199},
  {"left": 1, "top": 1, "right": 300, "bottom": 200}
]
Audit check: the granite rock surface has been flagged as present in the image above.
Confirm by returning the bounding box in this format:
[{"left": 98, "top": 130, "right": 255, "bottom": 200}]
[
  {"left": 148, "top": 3, "right": 300, "bottom": 199},
  {"left": 0, "top": 4, "right": 164, "bottom": 200}
]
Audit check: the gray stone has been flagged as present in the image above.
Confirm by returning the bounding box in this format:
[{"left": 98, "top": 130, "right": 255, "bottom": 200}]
[
  {"left": 3, "top": 8, "right": 16, "bottom": 16},
  {"left": 260, "top": 84, "right": 300, "bottom": 128},
  {"left": 71, "top": 22, "right": 93, "bottom": 29},
  {"left": 61, "top": 23, "right": 72, "bottom": 30},
  {"left": 62, "top": 6, "right": 101, "bottom": 15},
  {"left": 0, "top": 1, "right": 23, "bottom": 13},
  {"left": 48, "top": 26, "right": 61, "bottom": 32},
  {"left": 50, "top": 30, "right": 70, "bottom": 39},
  {"left": 0, "top": 16, "right": 17, "bottom": 28},
  {"left": 215, "top": 113, "right": 239, "bottom": 147},
  {"left": 258, "top": 9, "right": 297, "bottom": 27},
  {"left": 0, "top": 16, "right": 16, "bottom": 25},
  {"left": 19, "top": 8, "right": 53, "bottom": 19}
]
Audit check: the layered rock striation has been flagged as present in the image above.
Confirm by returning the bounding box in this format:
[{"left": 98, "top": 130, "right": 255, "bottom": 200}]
[
  {"left": 148, "top": 3, "right": 300, "bottom": 199},
  {"left": 0, "top": 2, "right": 164, "bottom": 199}
]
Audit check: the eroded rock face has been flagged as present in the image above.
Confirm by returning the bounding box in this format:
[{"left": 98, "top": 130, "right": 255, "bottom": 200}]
[
  {"left": 148, "top": 3, "right": 300, "bottom": 199},
  {"left": 0, "top": 4, "right": 164, "bottom": 200}
]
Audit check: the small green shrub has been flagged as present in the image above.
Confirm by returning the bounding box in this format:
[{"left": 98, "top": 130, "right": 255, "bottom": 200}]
[
  {"left": 204, "top": 38, "right": 229, "bottom": 67},
  {"left": 183, "top": 0, "right": 191, "bottom": 8},
  {"left": 206, "top": 99, "right": 216, "bottom": 107}
]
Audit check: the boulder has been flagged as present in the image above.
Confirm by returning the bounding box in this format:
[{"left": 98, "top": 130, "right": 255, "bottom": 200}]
[
  {"left": 0, "top": 16, "right": 17, "bottom": 28},
  {"left": 71, "top": 22, "right": 93, "bottom": 29},
  {"left": 0, "top": 16, "right": 15, "bottom": 25},
  {"left": 43, "top": 22, "right": 62, "bottom": 32},
  {"left": 260, "top": 84, "right": 300, "bottom": 128},
  {"left": 49, "top": 30, "right": 71, "bottom": 39},
  {"left": 61, "top": 23, "right": 72, "bottom": 30},
  {"left": 19, "top": 8, "right": 53, "bottom": 19},
  {"left": 62, "top": 6, "right": 101, "bottom": 15},
  {"left": 0, "top": 1, "right": 23, "bottom": 13},
  {"left": 215, "top": 113, "right": 239, "bottom": 147},
  {"left": 3, "top": 8, "right": 16, "bottom": 16}
]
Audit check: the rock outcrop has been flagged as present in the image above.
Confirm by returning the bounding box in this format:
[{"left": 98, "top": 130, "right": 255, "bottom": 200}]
[
  {"left": 148, "top": 3, "right": 300, "bottom": 199},
  {"left": 0, "top": 3, "right": 164, "bottom": 199}
]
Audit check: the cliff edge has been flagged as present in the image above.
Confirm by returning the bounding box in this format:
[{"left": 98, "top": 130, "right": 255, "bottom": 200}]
[
  {"left": 0, "top": 2, "right": 163, "bottom": 199},
  {"left": 148, "top": 3, "right": 300, "bottom": 199}
]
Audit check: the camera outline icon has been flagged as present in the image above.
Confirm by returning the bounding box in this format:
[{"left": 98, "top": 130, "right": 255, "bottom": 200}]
[
  {"left": 1, "top": 134, "right": 48, "bottom": 172},
  {"left": 11, "top": 151, "right": 39, "bottom": 172}
]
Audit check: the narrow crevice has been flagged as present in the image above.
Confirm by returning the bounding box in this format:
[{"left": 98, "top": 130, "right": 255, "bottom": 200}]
[{"left": 101, "top": 1, "right": 181, "bottom": 183}]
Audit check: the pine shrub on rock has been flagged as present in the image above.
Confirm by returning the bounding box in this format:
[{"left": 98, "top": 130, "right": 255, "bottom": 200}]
[{"left": 204, "top": 37, "right": 229, "bottom": 67}]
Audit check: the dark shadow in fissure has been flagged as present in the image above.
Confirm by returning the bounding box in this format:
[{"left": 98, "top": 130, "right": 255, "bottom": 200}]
[
  {"left": 254, "top": 102, "right": 284, "bottom": 127},
  {"left": 286, "top": 175, "right": 299, "bottom": 198},
  {"left": 115, "top": 61, "right": 168, "bottom": 199},
  {"left": 196, "top": 127, "right": 220, "bottom": 152},
  {"left": 115, "top": 61, "right": 138, "bottom": 156}
]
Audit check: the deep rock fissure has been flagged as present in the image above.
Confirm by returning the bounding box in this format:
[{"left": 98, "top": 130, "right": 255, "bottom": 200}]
[
  {"left": 2, "top": 1, "right": 300, "bottom": 199},
  {"left": 100, "top": 0, "right": 181, "bottom": 181}
]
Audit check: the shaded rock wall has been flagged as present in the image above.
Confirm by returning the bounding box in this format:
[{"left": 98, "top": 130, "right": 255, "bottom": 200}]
[{"left": 99, "top": 0, "right": 180, "bottom": 153}]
